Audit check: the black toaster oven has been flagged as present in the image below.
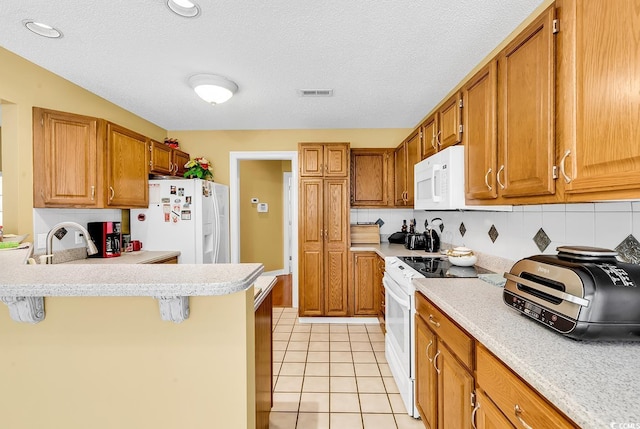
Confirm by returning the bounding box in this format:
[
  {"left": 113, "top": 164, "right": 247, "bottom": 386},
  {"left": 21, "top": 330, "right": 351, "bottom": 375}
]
[{"left": 503, "top": 246, "right": 640, "bottom": 341}]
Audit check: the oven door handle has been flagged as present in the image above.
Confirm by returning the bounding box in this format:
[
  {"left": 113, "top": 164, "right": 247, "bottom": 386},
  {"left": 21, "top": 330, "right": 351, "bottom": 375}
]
[
  {"left": 504, "top": 272, "right": 590, "bottom": 307},
  {"left": 383, "top": 276, "right": 411, "bottom": 311}
]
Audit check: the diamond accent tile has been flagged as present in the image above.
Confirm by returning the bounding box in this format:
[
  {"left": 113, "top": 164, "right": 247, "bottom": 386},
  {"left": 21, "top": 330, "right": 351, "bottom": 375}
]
[
  {"left": 533, "top": 228, "right": 551, "bottom": 252},
  {"left": 459, "top": 222, "right": 466, "bottom": 237},
  {"left": 488, "top": 225, "right": 499, "bottom": 243},
  {"left": 615, "top": 234, "right": 640, "bottom": 264}
]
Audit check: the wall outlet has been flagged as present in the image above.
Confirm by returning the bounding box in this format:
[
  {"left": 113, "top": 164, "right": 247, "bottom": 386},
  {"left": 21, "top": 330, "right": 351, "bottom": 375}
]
[
  {"left": 257, "top": 203, "right": 269, "bottom": 213},
  {"left": 37, "top": 233, "right": 47, "bottom": 249},
  {"left": 75, "top": 231, "right": 84, "bottom": 244}
]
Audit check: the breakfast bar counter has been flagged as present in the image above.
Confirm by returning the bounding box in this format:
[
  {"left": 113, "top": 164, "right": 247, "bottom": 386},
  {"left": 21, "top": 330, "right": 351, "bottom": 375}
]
[
  {"left": 0, "top": 245, "right": 265, "bottom": 429},
  {"left": 414, "top": 277, "right": 640, "bottom": 429}
]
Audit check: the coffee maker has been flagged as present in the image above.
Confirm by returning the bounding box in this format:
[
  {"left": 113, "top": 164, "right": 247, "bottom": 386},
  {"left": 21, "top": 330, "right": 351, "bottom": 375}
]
[{"left": 87, "top": 222, "right": 122, "bottom": 258}]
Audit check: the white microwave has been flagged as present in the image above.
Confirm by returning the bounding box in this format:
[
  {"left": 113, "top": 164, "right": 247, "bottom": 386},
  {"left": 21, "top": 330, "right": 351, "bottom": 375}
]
[{"left": 414, "top": 146, "right": 511, "bottom": 211}]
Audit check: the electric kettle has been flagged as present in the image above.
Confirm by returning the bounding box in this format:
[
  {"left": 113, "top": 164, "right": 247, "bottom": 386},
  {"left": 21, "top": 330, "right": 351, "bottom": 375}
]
[{"left": 424, "top": 218, "right": 441, "bottom": 253}]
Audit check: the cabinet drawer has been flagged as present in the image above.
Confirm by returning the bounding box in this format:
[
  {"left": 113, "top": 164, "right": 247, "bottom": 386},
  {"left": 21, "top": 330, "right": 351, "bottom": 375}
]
[
  {"left": 476, "top": 345, "right": 577, "bottom": 429},
  {"left": 415, "top": 292, "right": 473, "bottom": 369}
]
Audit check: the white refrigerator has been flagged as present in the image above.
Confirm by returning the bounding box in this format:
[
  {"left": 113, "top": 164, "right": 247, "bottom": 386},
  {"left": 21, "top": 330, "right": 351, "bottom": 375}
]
[{"left": 130, "top": 179, "right": 229, "bottom": 264}]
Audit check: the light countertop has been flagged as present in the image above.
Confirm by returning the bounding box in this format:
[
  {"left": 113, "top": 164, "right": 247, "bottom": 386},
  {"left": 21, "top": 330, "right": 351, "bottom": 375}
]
[
  {"left": 414, "top": 277, "right": 640, "bottom": 429},
  {"left": 350, "top": 242, "right": 440, "bottom": 258},
  {"left": 254, "top": 275, "right": 276, "bottom": 310},
  {"left": 60, "top": 250, "right": 181, "bottom": 264}
]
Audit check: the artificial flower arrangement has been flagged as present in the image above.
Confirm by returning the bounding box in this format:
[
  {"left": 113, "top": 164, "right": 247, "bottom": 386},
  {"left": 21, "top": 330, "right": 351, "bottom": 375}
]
[{"left": 183, "top": 157, "right": 214, "bottom": 181}]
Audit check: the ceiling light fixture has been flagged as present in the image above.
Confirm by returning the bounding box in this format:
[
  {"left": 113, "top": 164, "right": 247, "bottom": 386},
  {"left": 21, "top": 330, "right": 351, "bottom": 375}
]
[
  {"left": 22, "top": 20, "right": 62, "bottom": 38},
  {"left": 189, "top": 74, "right": 238, "bottom": 105},
  {"left": 167, "top": 0, "right": 200, "bottom": 18}
]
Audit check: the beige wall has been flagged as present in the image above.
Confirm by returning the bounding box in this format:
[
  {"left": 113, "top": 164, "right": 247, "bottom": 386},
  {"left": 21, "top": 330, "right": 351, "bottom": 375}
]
[
  {"left": 0, "top": 47, "right": 166, "bottom": 237},
  {"left": 0, "top": 289, "right": 256, "bottom": 429},
  {"left": 168, "top": 129, "right": 410, "bottom": 186},
  {"left": 239, "top": 160, "right": 291, "bottom": 271}
]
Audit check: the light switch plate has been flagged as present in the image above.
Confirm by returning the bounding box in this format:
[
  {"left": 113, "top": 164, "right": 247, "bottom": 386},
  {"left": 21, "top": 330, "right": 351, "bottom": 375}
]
[{"left": 37, "top": 233, "right": 47, "bottom": 249}]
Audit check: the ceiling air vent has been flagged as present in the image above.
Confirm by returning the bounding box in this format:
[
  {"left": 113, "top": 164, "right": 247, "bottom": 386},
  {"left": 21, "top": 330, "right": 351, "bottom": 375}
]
[{"left": 298, "top": 89, "right": 334, "bottom": 97}]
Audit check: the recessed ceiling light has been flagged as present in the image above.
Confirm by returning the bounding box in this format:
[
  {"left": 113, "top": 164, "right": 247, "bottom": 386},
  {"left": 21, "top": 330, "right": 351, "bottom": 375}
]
[
  {"left": 167, "top": 0, "right": 200, "bottom": 18},
  {"left": 22, "top": 20, "right": 62, "bottom": 38}
]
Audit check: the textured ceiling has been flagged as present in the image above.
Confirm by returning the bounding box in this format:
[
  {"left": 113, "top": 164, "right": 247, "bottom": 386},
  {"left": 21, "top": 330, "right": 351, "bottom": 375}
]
[{"left": 0, "top": 0, "right": 545, "bottom": 131}]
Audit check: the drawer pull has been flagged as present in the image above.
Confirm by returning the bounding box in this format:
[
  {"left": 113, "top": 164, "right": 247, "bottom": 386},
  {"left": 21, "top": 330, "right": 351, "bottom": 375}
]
[
  {"left": 471, "top": 401, "right": 480, "bottom": 429},
  {"left": 514, "top": 404, "right": 533, "bottom": 429},
  {"left": 433, "top": 350, "right": 441, "bottom": 374},
  {"left": 426, "top": 339, "right": 433, "bottom": 362},
  {"left": 428, "top": 314, "right": 441, "bottom": 328}
]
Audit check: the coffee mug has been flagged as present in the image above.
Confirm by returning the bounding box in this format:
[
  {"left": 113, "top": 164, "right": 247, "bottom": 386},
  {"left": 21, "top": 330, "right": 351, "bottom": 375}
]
[{"left": 132, "top": 240, "right": 143, "bottom": 251}]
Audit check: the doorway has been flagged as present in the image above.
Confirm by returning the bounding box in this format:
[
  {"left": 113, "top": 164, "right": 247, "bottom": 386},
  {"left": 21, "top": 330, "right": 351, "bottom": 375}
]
[{"left": 229, "top": 151, "right": 299, "bottom": 308}]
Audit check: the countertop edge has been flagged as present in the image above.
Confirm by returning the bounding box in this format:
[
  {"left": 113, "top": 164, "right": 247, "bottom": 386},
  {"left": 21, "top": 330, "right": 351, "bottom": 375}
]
[
  {"left": 0, "top": 264, "right": 265, "bottom": 297},
  {"left": 253, "top": 276, "right": 277, "bottom": 310}
]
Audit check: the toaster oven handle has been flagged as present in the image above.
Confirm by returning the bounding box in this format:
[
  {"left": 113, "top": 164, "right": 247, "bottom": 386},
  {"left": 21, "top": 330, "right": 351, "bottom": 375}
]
[{"left": 504, "top": 272, "right": 590, "bottom": 307}]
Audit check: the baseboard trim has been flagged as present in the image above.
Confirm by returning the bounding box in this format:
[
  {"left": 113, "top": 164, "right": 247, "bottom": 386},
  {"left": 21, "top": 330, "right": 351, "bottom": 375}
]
[
  {"left": 262, "top": 269, "right": 286, "bottom": 276},
  {"left": 298, "top": 317, "right": 380, "bottom": 325}
]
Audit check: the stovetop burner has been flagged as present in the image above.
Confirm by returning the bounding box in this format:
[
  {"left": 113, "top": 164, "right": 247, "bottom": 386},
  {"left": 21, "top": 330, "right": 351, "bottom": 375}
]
[{"left": 398, "top": 256, "right": 493, "bottom": 278}]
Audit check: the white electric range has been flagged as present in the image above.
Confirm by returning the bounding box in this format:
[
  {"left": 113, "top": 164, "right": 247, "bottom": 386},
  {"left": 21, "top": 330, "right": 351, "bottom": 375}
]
[{"left": 384, "top": 255, "right": 491, "bottom": 418}]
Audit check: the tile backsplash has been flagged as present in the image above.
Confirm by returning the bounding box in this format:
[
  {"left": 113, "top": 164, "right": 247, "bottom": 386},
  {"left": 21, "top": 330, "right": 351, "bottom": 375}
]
[
  {"left": 33, "top": 208, "right": 122, "bottom": 252},
  {"left": 352, "top": 201, "right": 640, "bottom": 262}
]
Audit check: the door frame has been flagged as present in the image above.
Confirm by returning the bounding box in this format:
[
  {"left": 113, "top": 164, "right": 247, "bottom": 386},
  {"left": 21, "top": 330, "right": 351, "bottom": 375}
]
[
  {"left": 283, "top": 172, "right": 292, "bottom": 275},
  {"left": 229, "top": 151, "right": 299, "bottom": 308}
]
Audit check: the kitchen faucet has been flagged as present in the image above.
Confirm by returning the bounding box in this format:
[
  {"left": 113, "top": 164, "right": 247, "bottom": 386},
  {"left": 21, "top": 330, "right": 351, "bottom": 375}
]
[{"left": 45, "top": 222, "right": 98, "bottom": 264}]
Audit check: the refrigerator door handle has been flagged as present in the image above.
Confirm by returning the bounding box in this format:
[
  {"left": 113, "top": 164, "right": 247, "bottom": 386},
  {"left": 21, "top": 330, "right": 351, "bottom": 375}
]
[{"left": 212, "top": 186, "right": 221, "bottom": 263}]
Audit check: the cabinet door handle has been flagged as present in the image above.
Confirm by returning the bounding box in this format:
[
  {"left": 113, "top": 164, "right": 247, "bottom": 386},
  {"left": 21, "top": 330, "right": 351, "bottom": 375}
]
[
  {"left": 426, "top": 339, "right": 433, "bottom": 362},
  {"left": 497, "top": 165, "right": 505, "bottom": 190},
  {"left": 175, "top": 163, "right": 179, "bottom": 174},
  {"left": 484, "top": 168, "right": 493, "bottom": 191},
  {"left": 169, "top": 163, "right": 174, "bottom": 173},
  {"left": 431, "top": 130, "right": 437, "bottom": 150},
  {"left": 559, "top": 149, "right": 572, "bottom": 184},
  {"left": 433, "top": 350, "right": 441, "bottom": 374},
  {"left": 428, "top": 314, "right": 440, "bottom": 328},
  {"left": 109, "top": 186, "right": 115, "bottom": 201},
  {"left": 436, "top": 130, "right": 442, "bottom": 147},
  {"left": 90, "top": 185, "right": 95, "bottom": 201},
  {"left": 514, "top": 404, "right": 533, "bottom": 429},
  {"left": 471, "top": 400, "right": 480, "bottom": 429}
]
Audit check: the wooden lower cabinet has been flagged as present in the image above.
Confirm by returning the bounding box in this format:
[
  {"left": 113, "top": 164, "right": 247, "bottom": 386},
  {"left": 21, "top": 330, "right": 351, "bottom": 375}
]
[
  {"left": 437, "top": 344, "right": 474, "bottom": 429},
  {"left": 377, "top": 255, "right": 385, "bottom": 332},
  {"left": 416, "top": 292, "right": 579, "bottom": 429},
  {"left": 415, "top": 316, "right": 437, "bottom": 429},
  {"left": 476, "top": 345, "right": 577, "bottom": 429},
  {"left": 255, "top": 286, "right": 273, "bottom": 429},
  {"left": 475, "top": 389, "right": 515, "bottom": 429},
  {"left": 416, "top": 292, "right": 474, "bottom": 429},
  {"left": 351, "top": 252, "right": 378, "bottom": 316}
]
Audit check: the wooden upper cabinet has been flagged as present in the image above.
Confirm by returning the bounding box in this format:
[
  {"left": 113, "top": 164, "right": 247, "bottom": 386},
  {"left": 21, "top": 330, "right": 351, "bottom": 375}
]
[
  {"left": 498, "top": 5, "right": 556, "bottom": 199},
  {"left": 394, "top": 142, "right": 407, "bottom": 206},
  {"left": 150, "top": 141, "right": 190, "bottom": 177},
  {"left": 33, "top": 107, "right": 102, "bottom": 208},
  {"left": 149, "top": 140, "right": 172, "bottom": 175},
  {"left": 105, "top": 122, "right": 149, "bottom": 208},
  {"left": 464, "top": 61, "right": 499, "bottom": 201},
  {"left": 394, "top": 129, "right": 420, "bottom": 206},
  {"left": 421, "top": 113, "right": 439, "bottom": 160},
  {"left": 300, "top": 143, "right": 349, "bottom": 177},
  {"left": 438, "top": 92, "right": 462, "bottom": 150},
  {"left": 557, "top": 0, "right": 640, "bottom": 200},
  {"left": 172, "top": 149, "right": 190, "bottom": 177},
  {"left": 350, "top": 149, "right": 393, "bottom": 207}
]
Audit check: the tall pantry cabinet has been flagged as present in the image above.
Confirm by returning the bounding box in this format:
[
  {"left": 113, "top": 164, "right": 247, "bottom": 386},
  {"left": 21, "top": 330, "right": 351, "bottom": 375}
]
[{"left": 299, "top": 143, "right": 350, "bottom": 317}]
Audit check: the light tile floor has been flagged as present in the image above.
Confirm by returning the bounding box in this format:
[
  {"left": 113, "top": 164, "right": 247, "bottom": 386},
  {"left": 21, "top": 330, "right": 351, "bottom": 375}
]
[{"left": 270, "top": 307, "right": 424, "bottom": 429}]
